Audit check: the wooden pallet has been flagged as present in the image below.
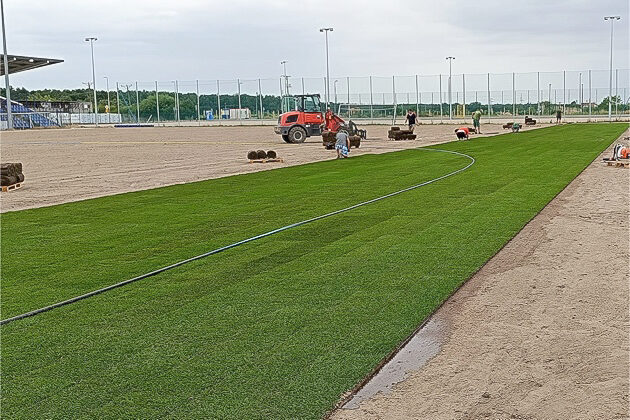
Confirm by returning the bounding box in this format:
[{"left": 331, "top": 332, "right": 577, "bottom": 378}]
[
  {"left": 604, "top": 159, "right": 629, "bottom": 168},
  {"left": 1, "top": 182, "right": 22, "bottom": 192},
  {"left": 248, "top": 158, "right": 284, "bottom": 164}
]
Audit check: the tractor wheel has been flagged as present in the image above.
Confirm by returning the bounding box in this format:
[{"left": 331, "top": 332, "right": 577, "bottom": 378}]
[
  {"left": 288, "top": 126, "right": 307, "bottom": 143},
  {"left": 282, "top": 134, "right": 291, "bottom": 143}
]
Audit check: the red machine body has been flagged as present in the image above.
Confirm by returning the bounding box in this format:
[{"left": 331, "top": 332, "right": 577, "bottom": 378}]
[{"left": 274, "top": 94, "right": 367, "bottom": 144}]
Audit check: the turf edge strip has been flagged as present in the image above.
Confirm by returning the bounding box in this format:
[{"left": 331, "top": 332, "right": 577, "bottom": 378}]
[{"left": 0, "top": 148, "right": 474, "bottom": 326}]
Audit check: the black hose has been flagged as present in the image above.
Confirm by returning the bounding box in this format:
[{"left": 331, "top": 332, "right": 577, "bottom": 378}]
[{"left": 0, "top": 148, "right": 475, "bottom": 326}]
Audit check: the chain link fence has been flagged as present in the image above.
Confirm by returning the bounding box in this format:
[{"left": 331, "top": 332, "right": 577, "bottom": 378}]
[{"left": 112, "top": 69, "right": 629, "bottom": 123}]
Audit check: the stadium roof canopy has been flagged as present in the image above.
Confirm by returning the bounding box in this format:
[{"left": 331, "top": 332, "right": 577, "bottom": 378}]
[{"left": 0, "top": 54, "right": 63, "bottom": 76}]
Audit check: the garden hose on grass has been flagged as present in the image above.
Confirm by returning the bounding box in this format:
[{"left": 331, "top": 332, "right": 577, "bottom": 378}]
[{"left": 0, "top": 148, "right": 475, "bottom": 326}]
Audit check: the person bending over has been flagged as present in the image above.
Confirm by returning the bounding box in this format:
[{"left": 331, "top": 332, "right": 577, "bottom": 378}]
[
  {"left": 455, "top": 126, "right": 470, "bottom": 140},
  {"left": 335, "top": 131, "right": 350, "bottom": 159},
  {"left": 472, "top": 109, "right": 482, "bottom": 134}
]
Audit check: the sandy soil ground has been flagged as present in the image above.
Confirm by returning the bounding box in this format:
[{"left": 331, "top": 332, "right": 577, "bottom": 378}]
[
  {"left": 333, "top": 138, "right": 630, "bottom": 419},
  {"left": 0, "top": 123, "right": 542, "bottom": 212}
]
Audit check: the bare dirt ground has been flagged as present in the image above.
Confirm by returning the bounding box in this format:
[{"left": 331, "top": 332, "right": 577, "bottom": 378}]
[
  {"left": 333, "top": 138, "right": 630, "bottom": 419},
  {"left": 0, "top": 123, "right": 543, "bottom": 212}
]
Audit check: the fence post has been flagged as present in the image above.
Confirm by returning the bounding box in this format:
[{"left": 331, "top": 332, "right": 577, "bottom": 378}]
[
  {"left": 369, "top": 76, "right": 374, "bottom": 122},
  {"left": 392, "top": 75, "right": 396, "bottom": 124},
  {"left": 512, "top": 72, "right": 516, "bottom": 116},
  {"left": 116, "top": 82, "right": 121, "bottom": 122},
  {"left": 217, "top": 80, "right": 221, "bottom": 123},
  {"left": 439, "top": 74, "right": 443, "bottom": 123},
  {"left": 615, "top": 68, "right": 618, "bottom": 119},
  {"left": 487, "top": 73, "right": 491, "bottom": 116},
  {"left": 536, "top": 72, "right": 540, "bottom": 115},
  {"left": 415, "top": 74, "right": 419, "bottom": 116},
  {"left": 462, "top": 73, "right": 466, "bottom": 119},
  {"left": 563, "top": 70, "right": 566, "bottom": 115},
  {"left": 346, "top": 76, "right": 350, "bottom": 107},
  {"left": 135, "top": 81, "right": 140, "bottom": 124},
  {"left": 588, "top": 70, "right": 592, "bottom": 121},
  {"left": 301, "top": 77, "right": 305, "bottom": 95},
  {"left": 237, "top": 78, "right": 242, "bottom": 121},
  {"left": 196, "top": 79, "right": 200, "bottom": 125},
  {"left": 258, "top": 78, "right": 263, "bottom": 120},
  {"left": 175, "top": 80, "right": 180, "bottom": 125},
  {"left": 280, "top": 78, "right": 284, "bottom": 113},
  {"left": 155, "top": 81, "right": 160, "bottom": 124}
]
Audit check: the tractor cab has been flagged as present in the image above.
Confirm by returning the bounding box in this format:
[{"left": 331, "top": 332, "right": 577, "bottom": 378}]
[{"left": 274, "top": 94, "right": 324, "bottom": 143}]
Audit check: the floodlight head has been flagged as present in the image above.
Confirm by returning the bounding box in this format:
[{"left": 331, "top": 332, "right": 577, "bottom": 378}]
[
  {"left": 604, "top": 16, "right": 621, "bottom": 20},
  {"left": 85, "top": 37, "right": 97, "bottom": 42},
  {"left": 319, "top": 27, "right": 333, "bottom": 32}
]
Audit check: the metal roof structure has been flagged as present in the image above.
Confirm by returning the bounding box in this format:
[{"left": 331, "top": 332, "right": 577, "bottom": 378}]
[{"left": 0, "top": 54, "right": 63, "bottom": 76}]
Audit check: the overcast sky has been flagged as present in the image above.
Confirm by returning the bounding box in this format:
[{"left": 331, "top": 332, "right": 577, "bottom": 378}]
[{"left": 4, "top": 0, "right": 629, "bottom": 90}]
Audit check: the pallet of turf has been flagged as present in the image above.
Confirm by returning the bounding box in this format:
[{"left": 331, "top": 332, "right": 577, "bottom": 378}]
[
  {"left": 387, "top": 127, "right": 416, "bottom": 141},
  {"left": 1, "top": 163, "right": 24, "bottom": 192}
]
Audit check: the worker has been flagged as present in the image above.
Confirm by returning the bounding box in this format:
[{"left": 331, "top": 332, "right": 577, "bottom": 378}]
[
  {"left": 512, "top": 122, "right": 521, "bottom": 133},
  {"left": 615, "top": 145, "right": 630, "bottom": 160},
  {"left": 405, "top": 109, "right": 417, "bottom": 132},
  {"left": 454, "top": 126, "right": 470, "bottom": 140},
  {"left": 556, "top": 109, "right": 562, "bottom": 124},
  {"left": 335, "top": 131, "right": 350, "bottom": 159},
  {"left": 472, "top": 109, "right": 482, "bottom": 134}
]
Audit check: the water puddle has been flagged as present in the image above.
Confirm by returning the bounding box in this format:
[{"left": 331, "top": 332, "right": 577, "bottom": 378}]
[{"left": 342, "top": 315, "right": 447, "bottom": 409}]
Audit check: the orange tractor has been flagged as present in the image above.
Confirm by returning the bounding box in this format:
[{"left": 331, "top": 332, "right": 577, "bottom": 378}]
[{"left": 274, "top": 94, "right": 366, "bottom": 144}]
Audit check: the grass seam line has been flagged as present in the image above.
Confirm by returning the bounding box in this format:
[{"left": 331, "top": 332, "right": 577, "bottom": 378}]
[{"left": 0, "top": 148, "right": 474, "bottom": 326}]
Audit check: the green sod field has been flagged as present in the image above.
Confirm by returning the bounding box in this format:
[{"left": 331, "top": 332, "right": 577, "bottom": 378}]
[{"left": 1, "top": 124, "right": 625, "bottom": 418}]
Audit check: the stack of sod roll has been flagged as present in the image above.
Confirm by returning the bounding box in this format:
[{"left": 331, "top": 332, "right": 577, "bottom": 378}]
[
  {"left": 388, "top": 127, "right": 416, "bottom": 140},
  {"left": 1, "top": 163, "right": 24, "bottom": 186}
]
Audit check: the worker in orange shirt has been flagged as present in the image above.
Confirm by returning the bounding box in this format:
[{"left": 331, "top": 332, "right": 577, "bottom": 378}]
[{"left": 454, "top": 126, "right": 470, "bottom": 140}]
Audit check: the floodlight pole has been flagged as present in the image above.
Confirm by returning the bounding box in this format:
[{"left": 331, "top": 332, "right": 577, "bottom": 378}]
[
  {"left": 604, "top": 16, "right": 620, "bottom": 122},
  {"left": 446, "top": 57, "right": 454, "bottom": 120},
  {"left": 85, "top": 37, "right": 98, "bottom": 126},
  {"left": 1, "top": 0, "right": 12, "bottom": 129},
  {"left": 319, "top": 27, "right": 333, "bottom": 109},
  {"left": 104, "top": 76, "right": 110, "bottom": 123},
  {"left": 334, "top": 79, "right": 338, "bottom": 104},
  {"left": 548, "top": 83, "right": 552, "bottom": 115}
]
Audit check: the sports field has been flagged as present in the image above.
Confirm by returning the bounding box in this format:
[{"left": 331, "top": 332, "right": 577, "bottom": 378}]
[{"left": 1, "top": 123, "right": 626, "bottom": 418}]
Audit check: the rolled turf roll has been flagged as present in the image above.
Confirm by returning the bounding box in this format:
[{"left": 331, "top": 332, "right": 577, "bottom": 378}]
[
  {"left": 390, "top": 126, "right": 400, "bottom": 131},
  {"left": 1, "top": 163, "right": 21, "bottom": 177},
  {"left": 1, "top": 175, "right": 18, "bottom": 186},
  {"left": 256, "top": 150, "right": 267, "bottom": 159},
  {"left": 247, "top": 150, "right": 258, "bottom": 160},
  {"left": 266, "top": 150, "right": 277, "bottom": 159},
  {"left": 16, "top": 173, "right": 25, "bottom": 183}
]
